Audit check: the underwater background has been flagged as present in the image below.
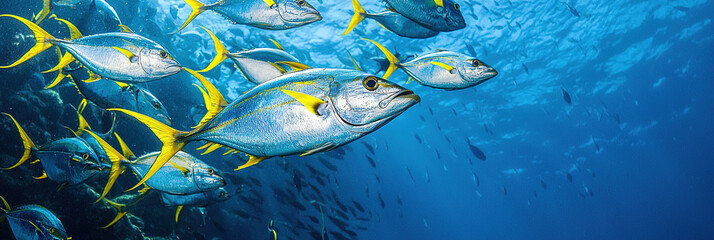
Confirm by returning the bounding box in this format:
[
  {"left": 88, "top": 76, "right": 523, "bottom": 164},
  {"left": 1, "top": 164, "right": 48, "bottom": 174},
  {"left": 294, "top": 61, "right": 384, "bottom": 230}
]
[{"left": 0, "top": 0, "right": 713, "bottom": 239}]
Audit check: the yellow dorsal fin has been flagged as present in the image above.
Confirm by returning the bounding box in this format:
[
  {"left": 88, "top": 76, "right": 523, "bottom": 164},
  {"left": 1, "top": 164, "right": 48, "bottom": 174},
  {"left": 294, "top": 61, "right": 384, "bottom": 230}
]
[
  {"left": 32, "top": 0, "right": 51, "bottom": 24},
  {"left": 77, "top": 99, "right": 88, "bottom": 114},
  {"left": 111, "top": 47, "right": 136, "bottom": 62},
  {"left": 42, "top": 52, "right": 75, "bottom": 74},
  {"left": 168, "top": 160, "right": 190, "bottom": 175},
  {"left": 223, "top": 149, "right": 237, "bottom": 155},
  {"left": 185, "top": 68, "right": 228, "bottom": 129},
  {"left": 83, "top": 71, "right": 102, "bottom": 83},
  {"left": 201, "top": 143, "right": 223, "bottom": 155},
  {"left": 2, "top": 113, "right": 36, "bottom": 170},
  {"left": 44, "top": 69, "right": 69, "bottom": 89},
  {"left": 275, "top": 61, "right": 311, "bottom": 71},
  {"left": 434, "top": 0, "right": 444, "bottom": 7},
  {"left": 430, "top": 62, "right": 455, "bottom": 72},
  {"left": 175, "top": 206, "right": 184, "bottom": 223},
  {"left": 172, "top": 0, "right": 207, "bottom": 34},
  {"left": 74, "top": 111, "right": 91, "bottom": 135},
  {"left": 50, "top": 14, "right": 82, "bottom": 39},
  {"left": 198, "top": 26, "right": 229, "bottom": 72},
  {"left": 281, "top": 89, "right": 325, "bottom": 115},
  {"left": 346, "top": 50, "right": 361, "bottom": 71},
  {"left": 82, "top": 130, "right": 126, "bottom": 203},
  {"left": 33, "top": 171, "right": 47, "bottom": 179},
  {"left": 118, "top": 24, "right": 134, "bottom": 33},
  {"left": 343, "top": 0, "right": 366, "bottom": 35},
  {"left": 101, "top": 198, "right": 127, "bottom": 229},
  {"left": 262, "top": 0, "right": 276, "bottom": 7},
  {"left": 235, "top": 155, "right": 270, "bottom": 170},
  {"left": 114, "top": 81, "right": 130, "bottom": 90},
  {"left": 196, "top": 142, "right": 213, "bottom": 150},
  {"left": 269, "top": 62, "right": 287, "bottom": 73},
  {"left": 268, "top": 39, "right": 283, "bottom": 50},
  {"left": 406, "top": 77, "right": 413, "bottom": 84},
  {"left": 107, "top": 109, "right": 188, "bottom": 192},
  {"left": 361, "top": 38, "right": 399, "bottom": 79},
  {"left": 0, "top": 14, "right": 56, "bottom": 69},
  {"left": 114, "top": 133, "right": 135, "bottom": 159}
]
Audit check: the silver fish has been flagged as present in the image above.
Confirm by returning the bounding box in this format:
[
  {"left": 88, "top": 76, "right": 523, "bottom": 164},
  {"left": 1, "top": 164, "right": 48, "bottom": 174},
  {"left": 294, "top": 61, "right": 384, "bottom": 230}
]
[{"left": 175, "top": 0, "right": 321, "bottom": 32}]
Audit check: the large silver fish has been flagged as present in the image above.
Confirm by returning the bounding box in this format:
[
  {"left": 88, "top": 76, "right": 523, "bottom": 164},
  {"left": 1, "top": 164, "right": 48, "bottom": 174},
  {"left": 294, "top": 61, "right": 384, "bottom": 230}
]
[
  {"left": 160, "top": 187, "right": 230, "bottom": 207},
  {"left": 2, "top": 113, "right": 107, "bottom": 186},
  {"left": 111, "top": 68, "right": 420, "bottom": 191},
  {"left": 365, "top": 39, "right": 497, "bottom": 90},
  {"left": 343, "top": 0, "right": 439, "bottom": 39},
  {"left": 127, "top": 151, "right": 226, "bottom": 195},
  {"left": 68, "top": 72, "right": 172, "bottom": 125},
  {"left": 0, "top": 15, "right": 181, "bottom": 83},
  {"left": 174, "top": 0, "right": 321, "bottom": 32},
  {"left": 383, "top": 0, "right": 465, "bottom": 32},
  {"left": 198, "top": 27, "right": 307, "bottom": 84},
  {"left": 0, "top": 196, "right": 70, "bottom": 240},
  {"left": 33, "top": 0, "right": 122, "bottom": 34}
]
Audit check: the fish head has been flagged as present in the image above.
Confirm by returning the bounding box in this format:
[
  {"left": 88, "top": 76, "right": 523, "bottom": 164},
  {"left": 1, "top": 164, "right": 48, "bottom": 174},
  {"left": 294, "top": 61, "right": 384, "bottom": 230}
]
[
  {"left": 193, "top": 166, "right": 226, "bottom": 190},
  {"left": 440, "top": 0, "right": 466, "bottom": 30},
  {"left": 277, "top": 0, "right": 322, "bottom": 25},
  {"left": 328, "top": 71, "right": 420, "bottom": 132},
  {"left": 139, "top": 47, "right": 182, "bottom": 79},
  {"left": 40, "top": 223, "right": 69, "bottom": 240},
  {"left": 209, "top": 188, "right": 231, "bottom": 202},
  {"left": 135, "top": 87, "right": 172, "bottom": 125},
  {"left": 457, "top": 58, "right": 497, "bottom": 86}
]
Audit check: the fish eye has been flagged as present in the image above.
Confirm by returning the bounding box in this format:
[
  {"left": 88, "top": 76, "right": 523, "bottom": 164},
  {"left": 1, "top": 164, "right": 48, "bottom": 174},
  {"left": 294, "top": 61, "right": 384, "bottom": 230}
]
[
  {"left": 153, "top": 102, "right": 161, "bottom": 109},
  {"left": 454, "top": 3, "right": 460, "bottom": 11},
  {"left": 296, "top": 0, "right": 305, "bottom": 6},
  {"left": 159, "top": 50, "right": 169, "bottom": 58},
  {"left": 471, "top": 59, "right": 482, "bottom": 67},
  {"left": 208, "top": 169, "right": 215, "bottom": 175},
  {"left": 362, "top": 76, "right": 378, "bottom": 91},
  {"left": 82, "top": 153, "right": 89, "bottom": 160},
  {"left": 49, "top": 228, "right": 55, "bottom": 233}
]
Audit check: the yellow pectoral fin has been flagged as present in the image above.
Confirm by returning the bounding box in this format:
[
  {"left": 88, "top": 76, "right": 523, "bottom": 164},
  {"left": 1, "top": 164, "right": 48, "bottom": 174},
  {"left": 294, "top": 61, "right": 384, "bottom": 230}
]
[
  {"left": 268, "top": 38, "right": 283, "bottom": 50},
  {"left": 430, "top": 62, "right": 455, "bottom": 72},
  {"left": 269, "top": 62, "right": 287, "bottom": 74},
  {"left": 175, "top": 206, "right": 184, "bottom": 223},
  {"left": 114, "top": 133, "right": 135, "bottom": 159},
  {"left": 262, "top": 0, "right": 276, "bottom": 7},
  {"left": 118, "top": 24, "right": 134, "bottom": 33},
  {"left": 168, "top": 161, "right": 190, "bottom": 175},
  {"left": 112, "top": 47, "right": 136, "bottom": 62},
  {"left": 235, "top": 155, "right": 270, "bottom": 170},
  {"left": 281, "top": 89, "right": 326, "bottom": 115},
  {"left": 275, "top": 61, "right": 310, "bottom": 71},
  {"left": 434, "top": 0, "right": 444, "bottom": 7},
  {"left": 114, "top": 81, "right": 130, "bottom": 90}
]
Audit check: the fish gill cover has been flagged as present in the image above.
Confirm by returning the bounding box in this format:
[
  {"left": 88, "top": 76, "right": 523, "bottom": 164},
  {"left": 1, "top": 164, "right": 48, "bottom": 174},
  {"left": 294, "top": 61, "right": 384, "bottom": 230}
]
[{"left": 0, "top": 0, "right": 713, "bottom": 239}]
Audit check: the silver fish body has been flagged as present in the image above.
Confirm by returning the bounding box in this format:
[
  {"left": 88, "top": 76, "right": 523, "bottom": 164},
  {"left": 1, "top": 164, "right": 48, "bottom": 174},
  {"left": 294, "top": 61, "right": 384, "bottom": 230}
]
[
  {"left": 383, "top": 0, "right": 465, "bottom": 32},
  {"left": 129, "top": 151, "right": 225, "bottom": 195},
  {"left": 35, "top": 138, "right": 106, "bottom": 185},
  {"left": 188, "top": 68, "right": 420, "bottom": 158},
  {"left": 399, "top": 51, "right": 497, "bottom": 90},
  {"left": 160, "top": 187, "right": 230, "bottom": 207},
  {"left": 228, "top": 48, "right": 301, "bottom": 84},
  {"left": 1, "top": 205, "right": 69, "bottom": 240},
  {"left": 205, "top": 0, "right": 322, "bottom": 30},
  {"left": 367, "top": 11, "right": 439, "bottom": 39}
]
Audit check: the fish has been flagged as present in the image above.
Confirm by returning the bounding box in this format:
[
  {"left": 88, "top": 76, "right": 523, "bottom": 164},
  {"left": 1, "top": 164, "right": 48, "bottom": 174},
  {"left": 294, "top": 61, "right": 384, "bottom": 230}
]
[
  {"left": 467, "top": 142, "right": 487, "bottom": 161},
  {"left": 343, "top": 0, "right": 439, "bottom": 39},
  {"left": 503, "top": 186, "right": 508, "bottom": 195},
  {"left": 383, "top": 0, "right": 466, "bottom": 32},
  {"left": 413, "top": 133, "right": 423, "bottom": 144},
  {"left": 566, "top": 172, "right": 573, "bottom": 182},
  {"left": 3, "top": 113, "right": 106, "bottom": 185},
  {"left": 161, "top": 187, "right": 230, "bottom": 221},
  {"left": 471, "top": 171, "right": 480, "bottom": 186},
  {"left": 521, "top": 62, "right": 529, "bottom": 74},
  {"left": 293, "top": 169, "right": 303, "bottom": 193},
  {"left": 112, "top": 68, "right": 419, "bottom": 191},
  {"left": 67, "top": 74, "right": 171, "bottom": 125},
  {"left": 406, "top": 166, "right": 415, "bottom": 183},
  {"left": 465, "top": 44, "right": 477, "bottom": 57},
  {"left": 562, "top": 2, "right": 580, "bottom": 17},
  {"left": 175, "top": 0, "right": 321, "bottom": 32},
  {"left": 425, "top": 167, "right": 430, "bottom": 183},
  {"left": 0, "top": 15, "right": 182, "bottom": 83},
  {"left": 540, "top": 179, "right": 547, "bottom": 190},
  {"left": 365, "top": 39, "right": 497, "bottom": 90},
  {"left": 591, "top": 136, "right": 600, "bottom": 152},
  {"left": 561, "top": 87, "right": 572, "bottom": 104},
  {"left": 352, "top": 201, "right": 365, "bottom": 212},
  {"left": 0, "top": 195, "right": 70, "bottom": 240},
  {"left": 378, "top": 193, "right": 385, "bottom": 208},
  {"left": 583, "top": 184, "right": 594, "bottom": 196},
  {"left": 362, "top": 142, "right": 375, "bottom": 155},
  {"left": 318, "top": 157, "right": 338, "bottom": 171},
  {"left": 197, "top": 27, "right": 307, "bottom": 84},
  {"left": 396, "top": 195, "right": 403, "bottom": 206},
  {"left": 125, "top": 151, "right": 226, "bottom": 195}
]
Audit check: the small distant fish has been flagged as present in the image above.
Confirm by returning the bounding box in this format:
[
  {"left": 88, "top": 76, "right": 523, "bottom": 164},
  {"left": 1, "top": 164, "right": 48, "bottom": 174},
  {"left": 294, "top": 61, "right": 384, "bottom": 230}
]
[
  {"left": 362, "top": 142, "right": 375, "bottom": 155},
  {"left": 406, "top": 167, "right": 416, "bottom": 183},
  {"left": 471, "top": 171, "right": 480, "bottom": 187},
  {"left": 591, "top": 136, "right": 600, "bottom": 152},
  {"left": 293, "top": 170, "right": 302, "bottom": 194},
  {"left": 503, "top": 186, "right": 508, "bottom": 196},
  {"left": 674, "top": 6, "right": 690, "bottom": 12},
  {"left": 540, "top": 179, "right": 547, "bottom": 190},
  {"left": 466, "top": 44, "right": 478, "bottom": 57},
  {"left": 467, "top": 142, "right": 487, "bottom": 161},
  {"left": 521, "top": 62, "right": 529, "bottom": 74},
  {"left": 561, "top": 87, "right": 572, "bottom": 105},
  {"left": 425, "top": 167, "right": 430, "bottom": 183},
  {"left": 562, "top": 2, "right": 580, "bottom": 17},
  {"left": 583, "top": 184, "right": 594, "bottom": 196},
  {"left": 365, "top": 155, "right": 376, "bottom": 168},
  {"left": 414, "top": 133, "right": 423, "bottom": 144},
  {"left": 378, "top": 193, "right": 385, "bottom": 208},
  {"left": 566, "top": 172, "right": 573, "bottom": 183}
]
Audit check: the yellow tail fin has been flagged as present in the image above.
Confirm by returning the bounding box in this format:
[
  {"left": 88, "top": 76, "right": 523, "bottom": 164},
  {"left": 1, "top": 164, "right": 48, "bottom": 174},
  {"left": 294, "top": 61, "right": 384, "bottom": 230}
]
[
  {"left": 2, "top": 113, "right": 36, "bottom": 170},
  {"left": 172, "top": 0, "right": 207, "bottom": 34},
  {"left": 343, "top": 0, "right": 367, "bottom": 35},
  {"left": 361, "top": 38, "right": 399, "bottom": 79},
  {"left": 32, "top": 0, "right": 51, "bottom": 24},
  {"left": 50, "top": 14, "right": 83, "bottom": 39},
  {"left": 198, "top": 26, "right": 229, "bottom": 72},
  {"left": 82, "top": 130, "right": 126, "bottom": 203},
  {"left": 101, "top": 198, "right": 127, "bottom": 229},
  {"left": 185, "top": 68, "right": 228, "bottom": 129},
  {"left": 108, "top": 109, "right": 187, "bottom": 192},
  {"left": 0, "top": 14, "right": 56, "bottom": 68}
]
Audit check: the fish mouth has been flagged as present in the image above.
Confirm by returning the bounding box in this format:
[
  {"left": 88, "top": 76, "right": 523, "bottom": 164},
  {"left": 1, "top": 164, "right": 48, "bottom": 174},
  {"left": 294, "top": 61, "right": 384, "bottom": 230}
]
[
  {"left": 165, "top": 64, "right": 183, "bottom": 73},
  {"left": 379, "top": 90, "right": 419, "bottom": 109},
  {"left": 464, "top": 69, "right": 498, "bottom": 83}
]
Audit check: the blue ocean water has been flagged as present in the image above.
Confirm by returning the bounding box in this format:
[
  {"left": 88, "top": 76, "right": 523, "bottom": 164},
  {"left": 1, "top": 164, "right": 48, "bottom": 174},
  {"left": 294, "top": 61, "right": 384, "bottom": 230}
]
[{"left": 0, "top": 0, "right": 712, "bottom": 239}]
